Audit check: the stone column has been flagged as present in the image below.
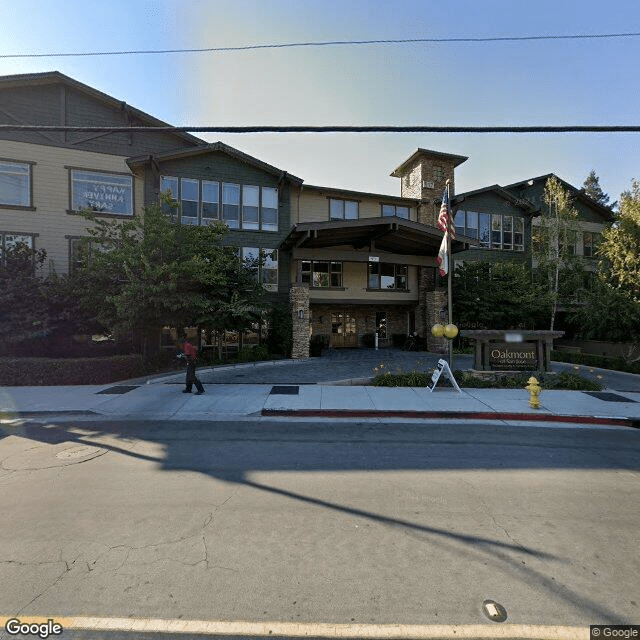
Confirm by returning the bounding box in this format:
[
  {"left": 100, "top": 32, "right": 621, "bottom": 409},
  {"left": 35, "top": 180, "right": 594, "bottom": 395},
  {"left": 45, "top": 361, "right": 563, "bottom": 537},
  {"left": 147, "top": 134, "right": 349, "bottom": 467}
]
[{"left": 290, "top": 284, "right": 310, "bottom": 359}]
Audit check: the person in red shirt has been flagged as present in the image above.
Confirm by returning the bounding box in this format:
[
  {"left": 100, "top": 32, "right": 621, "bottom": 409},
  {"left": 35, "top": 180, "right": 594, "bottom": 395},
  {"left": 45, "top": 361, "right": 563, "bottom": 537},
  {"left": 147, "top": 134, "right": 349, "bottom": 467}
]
[{"left": 181, "top": 337, "right": 205, "bottom": 395}]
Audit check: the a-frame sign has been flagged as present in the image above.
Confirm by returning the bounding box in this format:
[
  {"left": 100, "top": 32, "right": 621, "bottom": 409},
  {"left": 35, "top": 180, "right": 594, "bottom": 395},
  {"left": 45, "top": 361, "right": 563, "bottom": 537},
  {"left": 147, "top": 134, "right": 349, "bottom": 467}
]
[{"left": 427, "top": 358, "right": 462, "bottom": 393}]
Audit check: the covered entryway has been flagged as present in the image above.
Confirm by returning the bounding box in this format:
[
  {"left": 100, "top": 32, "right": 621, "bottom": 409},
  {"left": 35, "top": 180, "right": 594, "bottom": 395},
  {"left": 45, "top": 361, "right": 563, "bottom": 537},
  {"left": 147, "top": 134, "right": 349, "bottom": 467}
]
[{"left": 330, "top": 311, "right": 358, "bottom": 347}]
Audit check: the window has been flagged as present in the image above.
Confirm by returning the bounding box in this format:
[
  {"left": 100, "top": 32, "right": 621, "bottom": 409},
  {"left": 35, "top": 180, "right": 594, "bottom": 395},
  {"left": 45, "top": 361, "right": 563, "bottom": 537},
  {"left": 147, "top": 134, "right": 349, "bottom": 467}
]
[
  {"left": 222, "top": 183, "right": 240, "bottom": 229},
  {"left": 583, "top": 231, "right": 601, "bottom": 257},
  {"left": 301, "top": 260, "right": 342, "bottom": 288},
  {"left": 491, "top": 214, "right": 502, "bottom": 249},
  {"left": 514, "top": 217, "right": 524, "bottom": 250},
  {"left": 368, "top": 262, "right": 408, "bottom": 290},
  {"left": 479, "top": 213, "right": 491, "bottom": 248},
  {"left": 161, "top": 178, "right": 277, "bottom": 231},
  {"left": 71, "top": 170, "right": 133, "bottom": 216},
  {"left": 69, "top": 237, "right": 90, "bottom": 272},
  {"left": 202, "top": 181, "right": 219, "bottom": 222},
  {"left": 242, "top": 247, "right": 278, "bottom": 291},
  {"left": 502, "top": 216, "right": 513, "bottom": 250},
  {"left": 242, "top": 185, "right": 259, "bottom": 230},
  {"left": 181, "top": 178, "right": 199, "bottom": 225},
  {"left": 330, "top": 198, "right": 359, "bottom": 220},
  {"left": 261, "top": 187, "right": 278, "bottom": 231},
  {"left": 382, "top": 204, "right": 410, "bottom": 219},
  {"left": 0, "top": 160, "right": 32, "bottom": 207},
  {"left": 160, "top": 176, "right": 178, "bottom": 215},
  {"left": 0, "top": 232, "right": 34, "bottom": 268},
  {"left": 262, "top": 250, "right": 278, "bottom": 291}
]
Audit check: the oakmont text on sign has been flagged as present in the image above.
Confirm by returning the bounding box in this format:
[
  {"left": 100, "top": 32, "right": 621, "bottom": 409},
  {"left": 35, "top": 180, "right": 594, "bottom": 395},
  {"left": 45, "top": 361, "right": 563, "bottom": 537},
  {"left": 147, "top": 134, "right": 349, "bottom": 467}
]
[{"left": 489, "top": 342, "right": 538, "bottom": 371}]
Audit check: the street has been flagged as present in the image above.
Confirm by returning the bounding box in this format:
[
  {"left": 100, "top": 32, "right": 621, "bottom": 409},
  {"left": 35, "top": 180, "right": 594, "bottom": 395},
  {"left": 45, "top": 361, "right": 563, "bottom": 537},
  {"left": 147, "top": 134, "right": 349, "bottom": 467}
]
[{"left": 0, "top": 417, "right": 639, "bottom": 639}]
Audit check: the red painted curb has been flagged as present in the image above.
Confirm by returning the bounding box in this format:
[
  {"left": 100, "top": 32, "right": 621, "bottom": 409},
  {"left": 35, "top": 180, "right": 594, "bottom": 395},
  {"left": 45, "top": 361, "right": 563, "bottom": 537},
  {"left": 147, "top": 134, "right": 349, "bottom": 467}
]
[{"left": 261, "top": 409, "right": 635, "bottom": 427}]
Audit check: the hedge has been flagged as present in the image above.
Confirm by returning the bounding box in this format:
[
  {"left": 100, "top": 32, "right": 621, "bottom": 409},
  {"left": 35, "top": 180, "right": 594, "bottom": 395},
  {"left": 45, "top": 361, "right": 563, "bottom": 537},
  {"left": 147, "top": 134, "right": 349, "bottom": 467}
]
[
  {"left": 0, "top": 355, "right": 145, "bottom": 386},
  {"left": 551, "top": 350, "right": 640, "bottom": 375}
]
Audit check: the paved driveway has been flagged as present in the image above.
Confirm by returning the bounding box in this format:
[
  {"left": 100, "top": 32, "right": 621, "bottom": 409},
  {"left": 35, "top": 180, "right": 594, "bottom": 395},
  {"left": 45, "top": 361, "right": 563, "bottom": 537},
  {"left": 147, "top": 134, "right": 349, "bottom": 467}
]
[
  {"left": 194, "top": 348, "right": 463, "bottom": 385},
  {"left": 185, "top": 348, "right": 640, "bottom": 392}
]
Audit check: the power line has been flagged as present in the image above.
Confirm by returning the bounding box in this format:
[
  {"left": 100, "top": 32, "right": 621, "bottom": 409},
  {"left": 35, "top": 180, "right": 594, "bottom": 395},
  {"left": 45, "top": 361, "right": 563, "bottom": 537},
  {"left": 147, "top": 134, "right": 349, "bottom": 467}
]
[
  {"left": 1, "top": 124, "right": 639, "bottom": 133},
  {"left": 1, "top": 32, "right": 640, "bottom": 59}
]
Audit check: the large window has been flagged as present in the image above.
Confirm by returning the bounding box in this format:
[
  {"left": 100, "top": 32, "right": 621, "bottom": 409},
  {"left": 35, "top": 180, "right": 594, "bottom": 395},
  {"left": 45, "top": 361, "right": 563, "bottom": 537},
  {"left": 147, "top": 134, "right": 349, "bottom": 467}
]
[
  {"left": 301, "top": 260, "right": 342, "bottom": 288},
  {"left": 242, "top": 247, "right": 278, "bottom": 291},
  {"left": 161, "top": 176, "right": 278, "bottom": 231},
  {"left": 382, "top": 204, "right": 410, "bottom": 219},
  {"left": 583, "top": 231, "right": 601, "bottom": 257},
  {"left": 368, "top": 262, "right": 408, "bottom": 290},
  {"left": 330, "top": 198, "right": 359, "bottom": 220},
  {"left": 71, "top": 170, "right": 133, "bottom": 216},
  {"left": 0, "top": 160, "right": 32, "bottom": 207},
  {"left": 456, "top": 210, "right": 524, "bottom": 251},
  {"left": 0, "top": 232, "right": 35, "bottom": 267}
]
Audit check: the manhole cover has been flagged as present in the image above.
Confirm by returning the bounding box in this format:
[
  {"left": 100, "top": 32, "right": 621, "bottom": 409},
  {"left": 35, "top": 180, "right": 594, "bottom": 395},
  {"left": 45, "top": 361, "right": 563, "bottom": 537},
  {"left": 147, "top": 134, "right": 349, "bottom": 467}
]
[
  {"left": 583, "top": 391, "right": 637, "bottom": 403},
  {"left": 270, "top": 385, "right": 299, "bottom": 395},
  {"left": 3, "top": 444, "right": 107, "bottom": 470}
]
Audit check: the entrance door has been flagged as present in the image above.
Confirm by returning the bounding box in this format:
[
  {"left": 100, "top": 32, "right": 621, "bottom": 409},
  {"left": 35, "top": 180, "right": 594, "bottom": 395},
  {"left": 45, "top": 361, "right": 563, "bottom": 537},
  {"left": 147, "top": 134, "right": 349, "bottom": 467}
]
[{"left": 330, "top": 311, "right": 358, "bottom": 347}]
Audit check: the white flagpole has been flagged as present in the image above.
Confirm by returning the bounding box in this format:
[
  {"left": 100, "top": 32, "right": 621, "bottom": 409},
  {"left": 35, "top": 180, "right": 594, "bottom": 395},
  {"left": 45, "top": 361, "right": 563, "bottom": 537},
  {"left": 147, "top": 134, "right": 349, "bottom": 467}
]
[{"left": 446, "top": 181, "right": 454, "bottom": 371}]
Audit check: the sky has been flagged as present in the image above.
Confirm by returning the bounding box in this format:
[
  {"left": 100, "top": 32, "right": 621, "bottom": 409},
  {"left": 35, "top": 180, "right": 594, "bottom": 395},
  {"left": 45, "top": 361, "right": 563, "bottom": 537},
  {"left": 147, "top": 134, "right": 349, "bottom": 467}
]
[{"left": 1, "top": 0, "right": 638, "bottom": 203}]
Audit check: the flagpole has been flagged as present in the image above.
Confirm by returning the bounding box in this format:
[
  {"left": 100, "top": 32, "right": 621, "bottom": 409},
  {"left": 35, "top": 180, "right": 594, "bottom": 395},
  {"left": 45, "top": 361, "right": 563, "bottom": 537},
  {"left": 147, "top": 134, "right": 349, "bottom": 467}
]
[{"left": 446, "top": 181, "right": 454, "bottom": 371}]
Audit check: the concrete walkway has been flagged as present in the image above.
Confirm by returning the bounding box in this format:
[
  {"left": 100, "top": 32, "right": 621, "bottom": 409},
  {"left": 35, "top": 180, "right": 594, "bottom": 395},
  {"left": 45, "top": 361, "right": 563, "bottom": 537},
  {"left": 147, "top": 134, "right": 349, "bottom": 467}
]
[{"left": 1, "top": 349, "right": 639, "bottom": 427}]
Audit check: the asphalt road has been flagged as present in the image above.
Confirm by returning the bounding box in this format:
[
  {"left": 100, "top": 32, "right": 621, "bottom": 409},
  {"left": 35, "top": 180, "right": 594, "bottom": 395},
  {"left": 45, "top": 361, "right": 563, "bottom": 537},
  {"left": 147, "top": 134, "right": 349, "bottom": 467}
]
[{"left": 1, "top": 417, "right": 639, "bottom": 639}]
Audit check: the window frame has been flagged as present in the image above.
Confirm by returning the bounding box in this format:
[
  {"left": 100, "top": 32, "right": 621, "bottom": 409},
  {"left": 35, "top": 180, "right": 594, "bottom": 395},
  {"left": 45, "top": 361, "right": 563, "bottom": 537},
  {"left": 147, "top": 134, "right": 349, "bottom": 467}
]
[
  {"left": 368, "top": 261, "right": 409, "bottom": 291},
  {"left": 0, "top": 231, "right": 37, "bottom": 268},
  {"left": 301, "top": 260, "right": 343, "bottom": 289},
  {"left": 68, "top": 167, "right": 134, "bottom": 218},
  {"left": 0, "top": 158, "right": 35, "bottom": 210},
  {"left": 241, "top": 246, "right": 279, "bottom": 292},
  {"left": 382, "top": 203, "right": 410, "bottom": 219},
  {"left": 329, "top": 197, "right": 359, "bottom": 221}
]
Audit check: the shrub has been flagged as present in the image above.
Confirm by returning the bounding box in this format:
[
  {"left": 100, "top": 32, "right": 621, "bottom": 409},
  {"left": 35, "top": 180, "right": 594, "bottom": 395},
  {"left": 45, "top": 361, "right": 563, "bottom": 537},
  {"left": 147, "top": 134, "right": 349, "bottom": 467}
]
[
  {"left": 0, "top": 355, "right": 145, "bottom": 386},
  {"left": 551, "top": 349, "right": 640, "bottom": 374},
  {"left": 236, "top": 345, "right": 271, "bottom": 362}
]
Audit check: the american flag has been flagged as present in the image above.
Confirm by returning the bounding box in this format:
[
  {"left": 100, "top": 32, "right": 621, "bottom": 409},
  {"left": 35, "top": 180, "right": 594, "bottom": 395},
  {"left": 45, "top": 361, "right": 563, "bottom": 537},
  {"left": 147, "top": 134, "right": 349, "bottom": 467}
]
[{"left": 437, "top": 184, "right": 453, "bottom": 276}]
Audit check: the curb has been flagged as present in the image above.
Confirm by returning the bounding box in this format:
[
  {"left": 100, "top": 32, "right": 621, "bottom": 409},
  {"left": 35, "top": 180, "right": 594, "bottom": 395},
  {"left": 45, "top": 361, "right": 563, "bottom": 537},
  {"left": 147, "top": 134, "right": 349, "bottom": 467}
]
[{"left": 261, "top": 408, "right": 638, "bottom": 427}]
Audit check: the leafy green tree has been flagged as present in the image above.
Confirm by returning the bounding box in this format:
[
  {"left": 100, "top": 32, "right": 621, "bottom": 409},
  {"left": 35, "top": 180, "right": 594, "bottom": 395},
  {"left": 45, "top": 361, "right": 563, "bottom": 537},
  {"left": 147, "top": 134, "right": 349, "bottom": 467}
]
[
  {"left": 582, "top": 170, "right": 616, "bottom": 210},
  {"left": 0, "top": 241, "right": 50, "bottom": 346},
  {"left": 597, "top": 180, "right": 640, "bottom": 301},
  {"left": 73, "top": 197, "right": 268, "bottom": 358},
  {"left": 265, "top": 303, "right": 293, "bottom": 357},
  {"left": 533, "top": 176, "right": 586, "bottom": 331},
  {"left": 453, "top": 261, "right": 550, "bottom": 330}
]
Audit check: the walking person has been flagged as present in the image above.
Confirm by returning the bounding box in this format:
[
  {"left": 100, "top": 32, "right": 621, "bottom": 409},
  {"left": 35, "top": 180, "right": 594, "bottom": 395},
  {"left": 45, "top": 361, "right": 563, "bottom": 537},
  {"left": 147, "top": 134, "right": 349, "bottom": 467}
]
[{"left": 181, "top": 336, "right": 205, "bottom": 395}]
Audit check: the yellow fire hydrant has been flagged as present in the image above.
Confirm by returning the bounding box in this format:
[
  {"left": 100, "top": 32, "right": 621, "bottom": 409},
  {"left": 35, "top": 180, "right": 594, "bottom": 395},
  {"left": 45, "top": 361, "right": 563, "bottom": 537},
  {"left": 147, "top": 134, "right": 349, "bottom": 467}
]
[{"left": 526, "top": 376, "right": 542, "bottom": 409}]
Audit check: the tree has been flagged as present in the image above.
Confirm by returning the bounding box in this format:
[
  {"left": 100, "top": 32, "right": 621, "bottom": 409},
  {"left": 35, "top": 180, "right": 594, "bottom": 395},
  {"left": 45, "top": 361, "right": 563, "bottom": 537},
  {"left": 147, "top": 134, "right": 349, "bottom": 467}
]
[
  {"left": 73, "top": 197, "right": 268, "bottom": 358},
  {"left": 597, "top": 179, "right": 640, "bottom": 301},
  {"left": 0, "top": 241, "right": 50, "bottom": 346},
  {"left": 533, "top": 177, "right": 585, "bottom": 331},
  {"left": 453, "top": 261, "right": 551, "bottom": 330},
  {"left": 582, "top": 170, "right": 616, "bottom": 210}
]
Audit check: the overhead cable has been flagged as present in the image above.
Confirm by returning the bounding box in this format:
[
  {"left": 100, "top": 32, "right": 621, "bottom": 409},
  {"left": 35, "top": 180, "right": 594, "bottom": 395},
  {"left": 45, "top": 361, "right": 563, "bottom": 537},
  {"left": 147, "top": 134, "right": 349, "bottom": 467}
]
[
  {"left": 1, "top": 124, "right": 639, "bottom": 133},
  {"left": 1, "top": 32, "right": 640, "bottom": 59}
]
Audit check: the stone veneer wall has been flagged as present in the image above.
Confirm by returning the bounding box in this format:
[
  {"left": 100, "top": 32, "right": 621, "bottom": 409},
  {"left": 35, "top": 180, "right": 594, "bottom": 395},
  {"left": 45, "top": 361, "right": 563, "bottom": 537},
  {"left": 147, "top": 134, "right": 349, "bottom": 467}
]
[{"left": 290, "top": 285, "right": 310, "bottom": 359}]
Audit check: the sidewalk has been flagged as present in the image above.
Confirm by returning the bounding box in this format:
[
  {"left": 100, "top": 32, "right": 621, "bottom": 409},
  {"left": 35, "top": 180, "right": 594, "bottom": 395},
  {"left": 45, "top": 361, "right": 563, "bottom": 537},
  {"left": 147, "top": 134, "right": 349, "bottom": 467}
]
[{"left": 2, "top": 376, "right": 639, "bottom": 427}]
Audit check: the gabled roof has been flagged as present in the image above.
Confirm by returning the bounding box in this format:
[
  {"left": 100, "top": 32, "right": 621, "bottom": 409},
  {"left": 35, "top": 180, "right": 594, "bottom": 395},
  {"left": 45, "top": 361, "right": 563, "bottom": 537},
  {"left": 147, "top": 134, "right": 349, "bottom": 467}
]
[
  {"left": 453, "top": 184, "right": 538, "bottom": 212},
  {"left": 390, "top": 148, "right": 469, "bottom": 177},
  {"left": 0, "top": 71, "right": 204, "bottom": 147},
  {"left": 280, "top": 217, "right": 475, "bottom": 256},
  {"left": 127, "top": 141, "right": 304, "bottom": 185},
  {"left": 504, "top": 173, "right": 615, "bottom": 222}
]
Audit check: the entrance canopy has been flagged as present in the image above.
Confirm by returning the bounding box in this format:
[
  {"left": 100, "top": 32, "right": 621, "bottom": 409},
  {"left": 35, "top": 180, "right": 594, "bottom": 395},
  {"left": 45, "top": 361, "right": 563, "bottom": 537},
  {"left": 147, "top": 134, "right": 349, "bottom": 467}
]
[{"left": 280, "top": 217, "right": 472, "bottom": 256}]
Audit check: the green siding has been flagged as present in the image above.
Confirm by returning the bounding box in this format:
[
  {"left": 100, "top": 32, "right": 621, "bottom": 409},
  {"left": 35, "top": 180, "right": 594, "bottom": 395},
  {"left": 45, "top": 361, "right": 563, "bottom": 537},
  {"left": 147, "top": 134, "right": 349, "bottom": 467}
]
[{"left": 143, "top": 150, "right": 296, "bottom": 304}]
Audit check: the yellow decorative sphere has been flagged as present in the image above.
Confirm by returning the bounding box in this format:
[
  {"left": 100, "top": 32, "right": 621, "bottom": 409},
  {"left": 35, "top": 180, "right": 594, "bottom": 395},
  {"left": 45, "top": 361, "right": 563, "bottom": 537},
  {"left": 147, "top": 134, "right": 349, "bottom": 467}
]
[
  {"left": 431, "top": 324, "right": 445, "bottom": 338},
  {"left": 443, "top": 324, "right": 459, "bottom": 339}
]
